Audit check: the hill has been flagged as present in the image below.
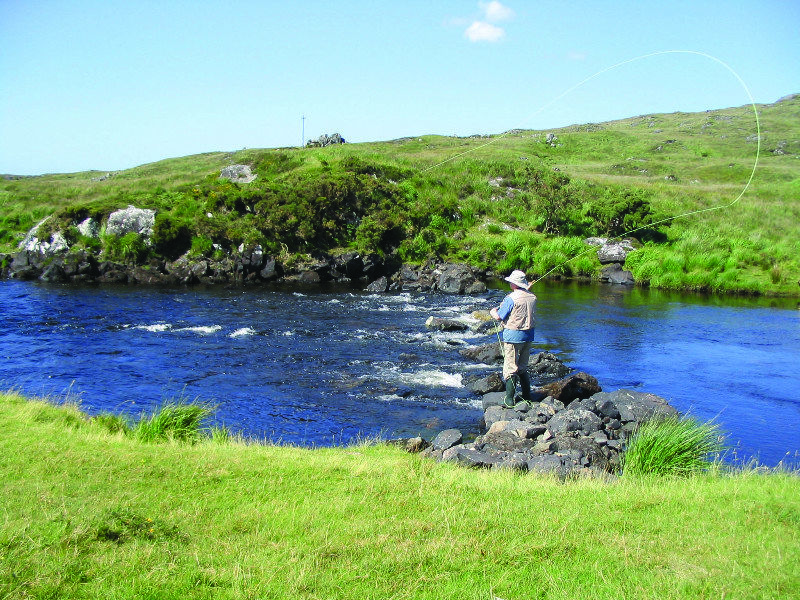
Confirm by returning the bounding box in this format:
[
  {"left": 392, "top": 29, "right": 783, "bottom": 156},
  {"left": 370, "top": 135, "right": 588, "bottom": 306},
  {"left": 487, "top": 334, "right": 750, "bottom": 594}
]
[{"left": 1, "top": 95, "right": 798, "bottom": 295}]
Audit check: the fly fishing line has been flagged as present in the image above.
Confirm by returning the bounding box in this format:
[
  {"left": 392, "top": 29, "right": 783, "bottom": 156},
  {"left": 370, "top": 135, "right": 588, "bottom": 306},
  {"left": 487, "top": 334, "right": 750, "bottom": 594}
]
[{"left": 422, "top": 50, "right": 762, "bottom": 288}]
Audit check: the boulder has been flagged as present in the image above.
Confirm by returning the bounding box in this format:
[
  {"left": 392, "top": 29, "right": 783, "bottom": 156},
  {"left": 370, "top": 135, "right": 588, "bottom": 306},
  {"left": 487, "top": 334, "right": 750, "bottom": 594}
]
[
  {"left": 436, "top": 263, "right": 477, "bottom": 294},
  {"left": 432, "top": 428, "right": 463, "bottom": 451},
  {"left": 590, "top": 389, "right": 678, "bottom": 424},
  {"left": 482, "top": 404, "right": 521, "bottom": 428},
  {"left": 493, "top": 453, "right": 528, "bottom": 471},
  {"left": 550, "top": 435, "right": 611, "bottom": 471},
  {"left": 62, "top": 250, "right": 98, "bottom": 278},
  {"left": 239, "top": 244, "right": 265, "bottom": 270},
  {"left": 468, "top": 372, "right": 504, "bottom": 395},
  {"left": 306, "top": 133, "right": 346, "bottom": 148},
  {"left": 528, "top": 352, "right": 571, "bottom": 380},
  {"left": 487, "top": 419, "right": 546, "bottom": 439},
  {"left": 18, "top": 220, "right": 70, "bottom": 257},
  {"left": 365, "top": 276, "right": 389, "bottom": 293},
  {"left": 219, "top": 164, "right": 256, "bottom": 183},
  {"left": 537, "top": 372, "right": 601, "bottom": 404},
  {"left": 106, "top": 206, "right": 156, "bottom": 238},
  {"left": 425, "top": 316, "right": 469, "bottom": 332},
  {"left": 443, "top": 446, "right": 503, "bottom": 469},
  {"left": 478, "top": 432, "right": 538, "bottom": 453},
  {"left": 526, "top": 454, "right": 565, "bottom": 475},
  {"left": 546, "top": 408, "right": 603, "bottom": 436},
  {"left": 40, "top": 262, "right": 69, "bottom": 283},
  {"left": 527, "top": 401, "right": 558, "bottom": 424},
  {"left": 77, "top": 217, "right": 100, "bottom": 238},
  {"left": 597, "top": 243, "right": 630, "bottom": 264},
  {"left": 601, "top": 263, "right": 635, "bottom": 285},
  {"left": 167, "top": 255, "right": 208, "bottom": 284},
  {"left": 473, "top": 319, "right": 500, "bottom": 335},
  {"left": 459, "top": 342, "right": 502, "bottom": 364},
  {"left": 361, "top": 254, "right": 385, "bottom": 280},
  {"left": 333, "top": 252, "right": 364, "bottom": 280}
]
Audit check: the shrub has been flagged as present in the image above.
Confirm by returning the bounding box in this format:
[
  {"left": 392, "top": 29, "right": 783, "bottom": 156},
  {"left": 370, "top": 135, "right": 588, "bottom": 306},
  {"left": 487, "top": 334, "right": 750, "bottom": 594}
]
[
  {"left": 622, "top": 415, "right": 725, "bottom": 477},
  {"left": 584, "top": 187, "right": 664, "bottom": 240},
  {"left": 152, "top": 214, "right": 193, "bottom": 259}
]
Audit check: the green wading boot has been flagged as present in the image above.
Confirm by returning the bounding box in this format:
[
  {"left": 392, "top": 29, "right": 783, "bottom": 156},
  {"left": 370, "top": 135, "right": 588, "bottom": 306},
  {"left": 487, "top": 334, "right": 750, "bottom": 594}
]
[
  {"left": 503, "top": 377, "right": 516, "bottom": 409},
  {"left": 513, "top": 371, "right": 532, "bottom": 411},
  {"left": 518, "top": 371, "right": 531, "bottom": 401}
]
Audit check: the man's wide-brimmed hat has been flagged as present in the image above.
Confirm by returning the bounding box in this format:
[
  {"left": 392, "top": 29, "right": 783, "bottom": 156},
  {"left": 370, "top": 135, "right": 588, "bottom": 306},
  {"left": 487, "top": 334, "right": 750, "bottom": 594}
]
[{"left": 504, "top": 269, "right": 530, "bottom": 290}]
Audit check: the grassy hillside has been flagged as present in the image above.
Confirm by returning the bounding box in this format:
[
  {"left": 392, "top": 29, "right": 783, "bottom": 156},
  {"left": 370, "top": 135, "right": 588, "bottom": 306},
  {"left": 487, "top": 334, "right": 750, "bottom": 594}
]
[
  {"left": 2, "top": 95, "right": 798, "bottom": 294},
  {"left": 2, "top": 391, "right": 799, "bottom": 599}
]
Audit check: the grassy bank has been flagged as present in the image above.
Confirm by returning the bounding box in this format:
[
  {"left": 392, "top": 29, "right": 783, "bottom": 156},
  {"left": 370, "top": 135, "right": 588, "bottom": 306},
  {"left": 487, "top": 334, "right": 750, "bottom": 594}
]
[
  {"left": 2, "top": 95, "right": 799, "bottom": 295},
  {"left": 2, "top": 391, "right": 799, "bottom": 599}
]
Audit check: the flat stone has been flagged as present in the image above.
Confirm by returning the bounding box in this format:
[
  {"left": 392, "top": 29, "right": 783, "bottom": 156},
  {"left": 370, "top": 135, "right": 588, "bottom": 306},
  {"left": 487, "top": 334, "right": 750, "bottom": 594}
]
[
  {"left": 527, "top": 454, "right": 564, "bottom": 474},
  {"left": 432, "top": 428, "right": 463, "bottom": 451}
]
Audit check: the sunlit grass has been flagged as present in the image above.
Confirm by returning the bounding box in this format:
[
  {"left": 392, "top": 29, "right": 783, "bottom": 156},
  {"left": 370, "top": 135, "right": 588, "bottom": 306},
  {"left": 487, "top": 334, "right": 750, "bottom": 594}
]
[
  {"left": 1, "top": 390, "right": 798, "bottom": 599},
  {"left": 622, "top": 416, "right": 726, "bottom": 477},
  {"left": 2, "top": 98, "right": 798, "bottom": 294}
]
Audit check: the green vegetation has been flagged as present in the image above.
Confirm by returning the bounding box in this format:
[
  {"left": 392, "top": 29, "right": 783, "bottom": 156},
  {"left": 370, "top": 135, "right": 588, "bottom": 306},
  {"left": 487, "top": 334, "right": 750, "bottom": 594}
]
[
  {"left": 1, "top": 391, "right": 798, "bottom": 599},
  {"left": 621, "top": 415, "right": 726, "bottom": 477},
  {"left": 2, "top": 96, "right": 799, "bottom": 294}
]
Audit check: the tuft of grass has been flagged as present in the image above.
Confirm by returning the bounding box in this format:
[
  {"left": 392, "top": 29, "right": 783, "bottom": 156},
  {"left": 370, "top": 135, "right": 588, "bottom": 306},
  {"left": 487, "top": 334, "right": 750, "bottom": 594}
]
[
  {"left": 622, "top": 415, "right": 726, "bottom": 477},
  {"left": 132, "top": 399, "right": 215, "bottom": 444},
  {"left": 92, "top": 412, "right": 131, "bottom": 435}
]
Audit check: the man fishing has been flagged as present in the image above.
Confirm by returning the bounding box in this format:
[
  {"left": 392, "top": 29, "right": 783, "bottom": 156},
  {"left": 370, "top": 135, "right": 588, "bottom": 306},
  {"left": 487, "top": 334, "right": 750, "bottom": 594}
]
[{"left": 490, "top": 270, "right": 537, "bottom": 409}]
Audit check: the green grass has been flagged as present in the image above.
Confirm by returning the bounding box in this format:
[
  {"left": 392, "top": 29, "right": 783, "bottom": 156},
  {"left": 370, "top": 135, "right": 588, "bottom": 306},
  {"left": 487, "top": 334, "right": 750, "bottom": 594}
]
[
  {"left": 2, "top": 391, "right": 799, "bottom": 599},
  {"left": 621, "top": 416, "right": 726, "bottom": 477},
  {"left": 2, "top": 96, "right": 799, "bottom": 295},
  {"left": 131, "top": 399, "right": 216, "bottom": 444}
]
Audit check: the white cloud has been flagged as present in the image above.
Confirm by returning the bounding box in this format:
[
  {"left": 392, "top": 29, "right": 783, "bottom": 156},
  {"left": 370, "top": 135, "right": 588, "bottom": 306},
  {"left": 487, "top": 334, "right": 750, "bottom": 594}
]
[
  {"left": 567, "top": 51, "right": 587, "bottom": 61},
  {"left": 481, "top": 1, "right": 514, "bottom": 22},
  {"left": 464, "top": 20, "right": 505, "bottom": 42}
]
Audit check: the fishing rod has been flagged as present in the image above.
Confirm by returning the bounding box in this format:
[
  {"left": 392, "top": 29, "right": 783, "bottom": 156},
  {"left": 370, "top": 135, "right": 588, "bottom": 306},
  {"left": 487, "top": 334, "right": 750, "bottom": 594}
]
[{"left": 439, "top": 51, "right": 762, "bottom": 408}]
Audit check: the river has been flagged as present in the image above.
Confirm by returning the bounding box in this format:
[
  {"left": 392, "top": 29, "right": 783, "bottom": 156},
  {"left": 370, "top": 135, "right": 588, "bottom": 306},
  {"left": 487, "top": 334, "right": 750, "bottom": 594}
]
[{"left": 1, "top": 279, "right": 798, "bottom": 466}]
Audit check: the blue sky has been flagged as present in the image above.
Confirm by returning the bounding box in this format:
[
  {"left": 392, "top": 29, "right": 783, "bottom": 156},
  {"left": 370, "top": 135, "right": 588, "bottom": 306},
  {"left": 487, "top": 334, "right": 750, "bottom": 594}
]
[{"left": 1, "top": 0, "right": 798, "bottom": 175}]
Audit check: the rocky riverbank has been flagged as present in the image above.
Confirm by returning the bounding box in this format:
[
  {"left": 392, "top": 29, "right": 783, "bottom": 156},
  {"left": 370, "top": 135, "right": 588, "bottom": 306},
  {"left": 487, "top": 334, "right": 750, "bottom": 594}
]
[
  {"left": 0, "top": 203, "right": 637, "bottom": 291},
  {"left": 392, "top": 330, "right": 679, "bottom": 477}
]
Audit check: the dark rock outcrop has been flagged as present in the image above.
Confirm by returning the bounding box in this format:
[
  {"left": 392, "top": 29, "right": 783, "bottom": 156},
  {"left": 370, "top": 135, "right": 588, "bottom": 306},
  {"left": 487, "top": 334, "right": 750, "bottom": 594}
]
[
  {"left": 600, "top": 263, "right": 634, "bottom": 285},
  {"left": 537, "top": 372, "right": 601, "bottom": 404}
]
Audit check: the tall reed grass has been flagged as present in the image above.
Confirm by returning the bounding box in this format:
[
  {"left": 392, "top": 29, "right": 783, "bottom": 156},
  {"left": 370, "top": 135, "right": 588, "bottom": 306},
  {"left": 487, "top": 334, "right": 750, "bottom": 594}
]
[
  {"left": 132, "top": 400, "right": 215, "bottom": 444},
  {"left": 622, "top": 415, "right": 726, "bottom": 477}
]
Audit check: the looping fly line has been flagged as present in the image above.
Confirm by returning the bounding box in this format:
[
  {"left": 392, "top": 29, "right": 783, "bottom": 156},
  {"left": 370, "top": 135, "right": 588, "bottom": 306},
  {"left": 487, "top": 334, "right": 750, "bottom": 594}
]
[{"left": 422, "top": 50, "right": 761, "bottom": 288}]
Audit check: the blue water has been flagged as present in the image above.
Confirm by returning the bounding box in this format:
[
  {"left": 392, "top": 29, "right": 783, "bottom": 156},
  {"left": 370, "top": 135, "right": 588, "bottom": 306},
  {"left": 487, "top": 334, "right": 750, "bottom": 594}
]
[{"left": 1, "top": 279, "right": 798, "bottom": 466}]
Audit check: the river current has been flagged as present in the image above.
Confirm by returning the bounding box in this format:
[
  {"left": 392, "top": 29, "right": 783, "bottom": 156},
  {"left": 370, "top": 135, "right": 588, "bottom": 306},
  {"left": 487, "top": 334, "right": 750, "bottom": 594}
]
[{"left": 1, "top": 280, "right": 798, "bottom": 466}]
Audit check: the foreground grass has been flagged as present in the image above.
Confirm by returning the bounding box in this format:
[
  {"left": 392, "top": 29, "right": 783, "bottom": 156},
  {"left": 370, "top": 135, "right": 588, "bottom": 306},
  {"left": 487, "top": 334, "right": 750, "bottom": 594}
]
[{"left": 2, "top": 391, "right": 799, "bottom": 599}]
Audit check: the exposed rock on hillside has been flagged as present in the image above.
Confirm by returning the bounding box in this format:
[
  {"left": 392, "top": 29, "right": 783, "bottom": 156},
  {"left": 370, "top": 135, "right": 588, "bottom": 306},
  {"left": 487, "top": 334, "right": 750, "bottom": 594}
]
[
  {"left": 306, "top": 133, "right": 346, "bottom": 148},
  {"left": 106, "top": 206, "right": 156, "bottom": 237},
  {"left": 219, "top": 164, "right": 256, "bottom": 183}
]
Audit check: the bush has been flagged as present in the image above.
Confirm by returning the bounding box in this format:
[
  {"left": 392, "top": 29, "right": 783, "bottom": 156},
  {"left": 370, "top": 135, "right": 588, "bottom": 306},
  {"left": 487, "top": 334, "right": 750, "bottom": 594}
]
[
  {"left": 622, "top": 415, "right": 726, "bottom": 477},
  {"left": 152, "top": 214, "right": 193, "bottom": 259},
  {"left": 584, "top": 187, "right": 664, "bottom": 240}
]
